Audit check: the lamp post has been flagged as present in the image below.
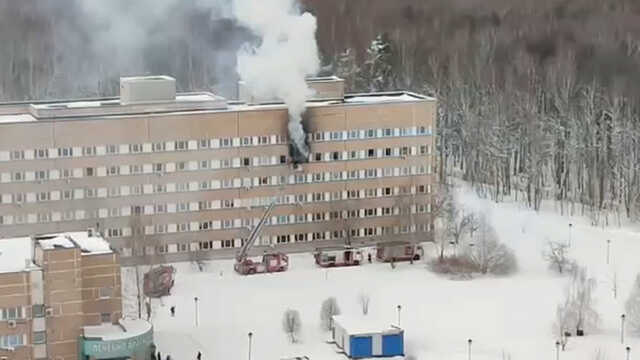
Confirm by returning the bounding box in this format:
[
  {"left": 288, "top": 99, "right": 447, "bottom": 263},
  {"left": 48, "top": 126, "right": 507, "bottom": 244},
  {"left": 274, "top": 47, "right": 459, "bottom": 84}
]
[
  {"left": 621, "top": 314, "right": 626, "bottom": 344},
  {"left": 467, "top": 339, "right": 472, "bottom": 360},
  {"left": 626, "top": 346, "right": 631, "bottom": 360},
  {"left": 397, "top": 305, "right": 402, "bottom": 326},
  {"left": 248, "top": 332, "right": 253, "bottom": 360},
  {"left": 555, "top": 340, "right": 560, "bottom": 360},
  {"left": 606, "top": 239, "right": 611, "bottom": 264},
  {"left": 194, "top": 297, "right": 199, "bottom": 327},
  {"left": 568, "top": 223, "right": 573, "bottom": 247}
]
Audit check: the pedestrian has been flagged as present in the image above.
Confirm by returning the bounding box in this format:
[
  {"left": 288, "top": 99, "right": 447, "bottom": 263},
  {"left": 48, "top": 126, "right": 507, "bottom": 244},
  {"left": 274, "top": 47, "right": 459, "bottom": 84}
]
[
  {"left": 367, "top": 253, "right": 372, "bottom": 263},
  {"left": 166, "top": 355, "right": 171, "bottom": 360},
  {"left": 170, "top": 306, "right": 175, "bottom": 317},
  {"left": 146, "top": 300, "right": 151, "bottom": 321},
  {"left": 197, "top": 351, "right": 202, "bottom": 360},
  {"left": 156, "top": 352, "right": 161, "bottom": 360}
]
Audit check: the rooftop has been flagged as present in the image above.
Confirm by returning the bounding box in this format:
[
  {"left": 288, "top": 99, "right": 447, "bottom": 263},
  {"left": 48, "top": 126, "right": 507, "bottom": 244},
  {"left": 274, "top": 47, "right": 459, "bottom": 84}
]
[
  {"left": 35, "top": 231, "right": 112, "bottom": 255},
  {"left": 83, "top": 318, "right": 152, "bottom": 341},
  {"left": 332, "top": 314, "right": 403, "bottom": 336},
  {"left": 0, "top": 236, "right": 36, "bottom": 274}
]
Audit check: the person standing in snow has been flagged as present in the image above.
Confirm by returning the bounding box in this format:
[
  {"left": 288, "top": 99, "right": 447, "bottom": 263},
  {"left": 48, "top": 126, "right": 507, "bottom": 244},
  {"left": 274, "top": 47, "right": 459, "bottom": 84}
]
[
  {"left": 367, "top": 253, "right": 372, "bottom": 263},
  {"left": 197, "top": 351, "right": 202, "bottom": 360},
  {"left": 166, "top": 355, "right": 171, "bottom": 360},
  {"left": 170, "top": 306, "right": 175, "bottom": 317},
  {"left": 146, "top": 299, "right": 151, "bottom": 321}
]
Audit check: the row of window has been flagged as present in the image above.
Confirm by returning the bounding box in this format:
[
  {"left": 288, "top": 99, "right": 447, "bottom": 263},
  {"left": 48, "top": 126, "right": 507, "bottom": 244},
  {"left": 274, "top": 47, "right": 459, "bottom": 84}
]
[
  {"left": 122, "top": 224, "right": 433, "bottom": 256},
  {"left": 1, "top": 145, "right": 431, "bottom": 184},
  {"left": 0, "top": 126, "right": 433, "bottom": 162},
  {"left": 0, "top": 166, "right": 432, "bottom": 207},
  {"left": 0, "top": 334, "right": 26, "bottom": 348},
  {"left": 1, "top": 184, "right": 432, "bottom": 227},
  {"left": 107, "top": 203, "right": 432, "bottom": 238},
  {"left": 0, "top": 306, "right": 24, "bottom": 320}
]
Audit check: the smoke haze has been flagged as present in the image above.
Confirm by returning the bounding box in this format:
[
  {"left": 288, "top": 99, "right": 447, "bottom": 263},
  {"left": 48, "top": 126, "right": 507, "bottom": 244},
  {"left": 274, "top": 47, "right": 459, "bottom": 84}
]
[{"left": 233, "top": 0, "right": 320, "bottom": 159}]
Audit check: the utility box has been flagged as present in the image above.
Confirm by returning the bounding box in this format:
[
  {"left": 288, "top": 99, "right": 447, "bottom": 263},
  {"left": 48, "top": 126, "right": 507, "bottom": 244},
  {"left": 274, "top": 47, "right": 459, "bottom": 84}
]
[
  {"left": 332, "top": 315, "right": 404, "bottom": 359},
  {"left": 120, "top": 76, "right": 176, "bottom": 104}
]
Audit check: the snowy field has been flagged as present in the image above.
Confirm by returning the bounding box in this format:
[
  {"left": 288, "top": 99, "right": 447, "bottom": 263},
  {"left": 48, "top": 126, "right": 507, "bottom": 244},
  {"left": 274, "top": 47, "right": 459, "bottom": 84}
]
[{"left": 122, "top": 189, "right": 640, "bottom": 360}]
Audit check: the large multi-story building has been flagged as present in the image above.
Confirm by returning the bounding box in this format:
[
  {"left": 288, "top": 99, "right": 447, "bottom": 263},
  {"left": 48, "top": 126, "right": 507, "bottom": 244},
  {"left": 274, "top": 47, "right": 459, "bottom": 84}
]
[
  {"left": 0, "top": 76, "right": 437, "bottom": 264},
  {"left": 0, "top": 230, "right": 152, "bottom": 360}
]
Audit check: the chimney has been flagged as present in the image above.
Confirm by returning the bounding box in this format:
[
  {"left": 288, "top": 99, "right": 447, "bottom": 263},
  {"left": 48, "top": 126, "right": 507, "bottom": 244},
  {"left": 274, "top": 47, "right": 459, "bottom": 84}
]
[{"left": 120, "top": 76, "right": 176, "bottom": 105}]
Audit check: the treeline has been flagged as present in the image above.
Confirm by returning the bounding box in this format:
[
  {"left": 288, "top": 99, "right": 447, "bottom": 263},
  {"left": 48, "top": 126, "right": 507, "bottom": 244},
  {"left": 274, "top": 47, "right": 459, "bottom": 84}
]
[{"left": 3, "top": 0, "right": 640, "bottom": 221}]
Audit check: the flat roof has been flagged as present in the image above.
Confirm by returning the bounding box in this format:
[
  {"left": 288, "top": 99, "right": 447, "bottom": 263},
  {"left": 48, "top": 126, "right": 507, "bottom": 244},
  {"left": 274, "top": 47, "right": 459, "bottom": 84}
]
[
  {"left": 83, "top": 318, "right": 152, "bottom": 341},
  {"left": 37, "top": 231, "right": 112, "bottom": 255},
  {"left": 0, "top": 237, "right": 36, "bottom": 274},
  {"left": 0, "top": 91, "right": 434, "bottom": 124},
  {"left": 332, "top": 314, "right": 402, "bottom": 336}
]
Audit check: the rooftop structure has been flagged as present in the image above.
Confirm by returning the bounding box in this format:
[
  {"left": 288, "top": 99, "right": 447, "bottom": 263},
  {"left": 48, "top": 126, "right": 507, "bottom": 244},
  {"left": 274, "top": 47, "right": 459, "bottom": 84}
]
[{"left": 0, "top": 236, "right": 34, "bottom": 273}]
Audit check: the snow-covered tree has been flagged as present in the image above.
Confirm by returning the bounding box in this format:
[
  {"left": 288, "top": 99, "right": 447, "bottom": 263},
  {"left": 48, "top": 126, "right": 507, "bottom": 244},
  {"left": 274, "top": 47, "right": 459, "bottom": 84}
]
[
  {"left": 357, "top": 33, "right": 396, "bottom": 92},
  {"left": 554, "top": 265, "right": 599, "bottom": 346},
  {"left": 543, "top": 241, "right": 576, "bottom": 274},
  {"left": 334, "top": 48, "right": 359, "bottom": 92},
  {"left": 464, "top": 216, "right": 517, "bottom": 275},
  {"left": 282, "top": 309, "right": 302, "bottom": 343},
  {"left": 625, "top": 274, "right": 640, "bottom": 334},
  {"left": 320, "top": 297, "right": 341, "bottom": 330}
]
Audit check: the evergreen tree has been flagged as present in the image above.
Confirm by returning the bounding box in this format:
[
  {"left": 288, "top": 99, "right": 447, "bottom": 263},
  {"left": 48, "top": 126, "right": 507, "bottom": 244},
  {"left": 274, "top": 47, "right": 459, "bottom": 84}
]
[{"left": 358, "top": 33, "right": 396, "bottom": 92}]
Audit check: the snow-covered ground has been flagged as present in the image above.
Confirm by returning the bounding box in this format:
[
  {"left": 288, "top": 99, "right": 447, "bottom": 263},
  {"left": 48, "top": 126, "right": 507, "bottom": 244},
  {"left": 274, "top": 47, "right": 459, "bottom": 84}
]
[{"left": 122, "top": 188, "right": 640, "bottom": 360}]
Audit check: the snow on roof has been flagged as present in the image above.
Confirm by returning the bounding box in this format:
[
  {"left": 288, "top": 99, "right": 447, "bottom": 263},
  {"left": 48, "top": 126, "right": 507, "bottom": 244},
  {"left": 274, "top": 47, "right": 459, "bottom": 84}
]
[
  {"left": 36, "top": 231, "right": 112, "bottom": 255},
  {"left": 38, "top": 236, "right": 75, "bottom": 250},
  {"left": 83, "top": 318, "right": 152, "bottom": 341},
  {"left": 0, "top": 114, "right": 37, "bottom": 124},
  {"left": 344, "top": 92, "right": 428, "bottom": 104},
  {"left": 0, "top": 237, "right": 36, "bottom": 274},
  {"left": 332, "top": 315, "right": 402, "bottom": 335}
]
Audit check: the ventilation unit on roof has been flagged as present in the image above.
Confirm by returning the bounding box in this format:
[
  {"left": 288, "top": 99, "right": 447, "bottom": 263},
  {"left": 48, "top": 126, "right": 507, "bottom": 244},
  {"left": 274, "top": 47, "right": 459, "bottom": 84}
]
[{"left": 120, "top": 76, "right": 176, "bottom": 105}]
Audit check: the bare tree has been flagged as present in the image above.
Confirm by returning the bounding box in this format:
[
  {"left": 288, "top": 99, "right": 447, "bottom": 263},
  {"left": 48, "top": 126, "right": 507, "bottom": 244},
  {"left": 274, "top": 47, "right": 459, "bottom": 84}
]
[
  {"left": 437, "top": 198, "right": 479, "bottom": 261},
  {"left": 358, "top": 293, "right": 371, "bottom": 315},
  {"left": 543, "top": 241, "right": 575, "bottom": 274},
  {"left": 464, "top": 216, "right": 517, "bottom": 275},
  {"left": 554, "top": 265, "right": 599, "bottom": 343},
  {"left": 625, "top": 274, "right": 640, "bottom": 334},
  {"left": 282, "top": 309, "right": 302, "bottom": 343},
  {"left": 320, "top": 297, "right": 341, "bottom": 331}
]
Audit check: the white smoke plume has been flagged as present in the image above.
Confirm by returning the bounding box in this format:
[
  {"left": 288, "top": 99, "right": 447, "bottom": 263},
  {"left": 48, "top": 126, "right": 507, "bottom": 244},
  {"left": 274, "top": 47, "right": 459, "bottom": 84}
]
[{"left": 233, "top": 0, "right": 320, "bottom": 158}]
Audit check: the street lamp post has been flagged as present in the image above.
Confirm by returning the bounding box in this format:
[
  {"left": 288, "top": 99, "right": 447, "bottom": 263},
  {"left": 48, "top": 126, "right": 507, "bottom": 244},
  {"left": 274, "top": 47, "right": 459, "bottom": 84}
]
[
  {"left": 626, "top": 346, "right": 631, "bottom": 360},
  {"left": 397, "top": 305, "right": 402, "bottom": 326},
  {"left": 621, "top": 314, "right": 626, "bottom": 344},
  {"left": 568, "top": 223, "right": 573, "bottom": 247},
  {"left": 248, "top": 332, "right": 253, "bottom": 360},
  {"left": 467, "top": 339, "right": 472, "bottom": 360},
  {"left": 606, "top": 239, "right": 611, "bottom": 264},
  {"left": 194, "top": 297, "right": 199, "bottom": 327},
  {"left": 555, "top": 340, "right": 560, "bottom": 360}
]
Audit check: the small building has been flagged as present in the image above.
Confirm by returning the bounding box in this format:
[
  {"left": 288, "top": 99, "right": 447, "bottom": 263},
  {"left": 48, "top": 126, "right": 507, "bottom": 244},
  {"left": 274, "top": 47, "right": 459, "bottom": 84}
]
[
  {"left": 80, "top": 318, "right": 154, "bottom": 360},
  {"left": 332, "top": 315, "right": 404, "bottom": 359},
  {"left": 376, "top": 241, "right": 422, "bottom": 262}
]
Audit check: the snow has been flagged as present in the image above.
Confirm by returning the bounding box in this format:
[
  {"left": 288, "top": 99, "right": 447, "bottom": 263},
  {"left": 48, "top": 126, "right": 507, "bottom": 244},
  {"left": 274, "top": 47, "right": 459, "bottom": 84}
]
[
  {"left": 345, "top": 93, "right": 423, "bottom": 103},
  {"left": 0, "top": 237, "right": 35, "bottom": 273},
  {"left": 121, "top": 187, "right": 640, "bottom": 360},
  {"left": 83, "top": 318, "right": 152, "bottom": 341},
  {"left": 38, "top": 236, "right": 75, "bottom": 250},
  {"left": 0, "top": 114, "right": 36, "bottom": 123},
  {"left": 333, "top": 314, "right": 401, "bottom": 335}
]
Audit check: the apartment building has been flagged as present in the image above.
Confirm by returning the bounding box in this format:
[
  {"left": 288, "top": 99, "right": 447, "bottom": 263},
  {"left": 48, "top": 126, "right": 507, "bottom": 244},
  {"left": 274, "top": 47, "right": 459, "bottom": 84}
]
[
  {"left": 0, "top": 231, "right": 152, "bottom": 360},
  {"left": 0, "top": 76, "right": 437, "bottom": 263}
]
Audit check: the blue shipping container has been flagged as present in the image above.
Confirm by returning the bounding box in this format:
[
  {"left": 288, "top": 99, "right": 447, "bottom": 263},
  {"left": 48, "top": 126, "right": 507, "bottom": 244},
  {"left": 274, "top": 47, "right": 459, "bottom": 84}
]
[{"left": 332, "top": 315, "right": 404, "bottom": 358}]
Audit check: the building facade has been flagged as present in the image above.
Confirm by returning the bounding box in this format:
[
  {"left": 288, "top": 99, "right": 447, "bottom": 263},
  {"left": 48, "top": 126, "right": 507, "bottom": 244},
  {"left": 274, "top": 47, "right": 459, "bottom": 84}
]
[
  {"left": 0, "top": 231, "right": 151, "bottom": 360},
  {"left": 0, "top": 76, "right": 437, "bottom": 264}
]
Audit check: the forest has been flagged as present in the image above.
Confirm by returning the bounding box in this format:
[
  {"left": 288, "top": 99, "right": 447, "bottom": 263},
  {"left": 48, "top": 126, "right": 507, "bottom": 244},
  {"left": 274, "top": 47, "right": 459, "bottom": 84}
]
[{"left": 3, "top": 0, "right": 640, "bottom": 222}]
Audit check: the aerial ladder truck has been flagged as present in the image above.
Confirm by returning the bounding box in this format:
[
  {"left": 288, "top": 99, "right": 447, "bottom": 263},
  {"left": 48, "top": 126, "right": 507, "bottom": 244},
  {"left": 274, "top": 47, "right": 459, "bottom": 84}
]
[{"left": 234, "top": 200, "right": 289, "bottom": 275}]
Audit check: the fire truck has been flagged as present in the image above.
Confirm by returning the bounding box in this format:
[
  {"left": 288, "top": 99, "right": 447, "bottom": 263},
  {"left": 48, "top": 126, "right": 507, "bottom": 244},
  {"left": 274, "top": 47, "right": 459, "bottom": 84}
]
[
  {"left": 314, "top": 246, "right": 363, "bottom": 267},
  {"left": 234, "top": 201, "right": 289, "bottom": 275}
]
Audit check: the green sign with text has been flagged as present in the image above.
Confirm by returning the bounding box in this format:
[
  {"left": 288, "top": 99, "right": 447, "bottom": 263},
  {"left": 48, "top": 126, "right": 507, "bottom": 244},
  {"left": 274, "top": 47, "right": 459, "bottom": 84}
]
[{"left": 81, "top": 329, "right": 153, "bottom": 359}]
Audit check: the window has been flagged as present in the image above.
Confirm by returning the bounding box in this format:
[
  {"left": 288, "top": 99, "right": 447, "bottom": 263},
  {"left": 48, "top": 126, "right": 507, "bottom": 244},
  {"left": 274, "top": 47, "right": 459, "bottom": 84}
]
[
  {"left": 365, "top": 208, "right": 375, "bottom": 217},
  {"left": 383, "top": 128, "right": 393, "bottom": 137},
  {"left": 384, "top": 148, "right": 392, "bottom": 157},
  {"left": 58, "top": 147, "right": 73, "bottom": 157},
  {"left": 313, "top": 232, "right": 325, "bottom": 240},
  {"left": 32, "top": 305, "right": 45, "bottom": 318},
  {"left": 14, "top": 193, "right": 25, "bottom": 203},
  {"left": 295, "top": 174, "right": 305, "bottom": 184},
  {"left": 35, "top": 170, "right": 48, "bottom": 181},
  {"left": 366, "top": 129, "right": 375, "bottom": 138},
  {"left": 331, "top": 151, "right": 341, "bottom": 161},
  {"left": 279, "top": 155, "right": 287, "bottom": 164},
  {"left": 314, "top": 132, "right": 324, "bottom": 141},
  {"left": 349, "top": 151, "right": 358, "bottom": 159},
  {"left": 222, "top": 219, "right": 233, "bottom": 229},
  {"left": 1, "top": 307, "right": 23, "bottom": 320},
  {"left": 10, "top": 150, "right": 24, "bottom": 160},
  {"left": 98, "top": 287, "right": 113, "bottom": 299},
  {"left": 400, "top": 146, "right": 409, "bottom": 156},
  {"left": 101, "top": 313, "right": 111, "bottom": 323},
  {"left": 37, "top": 213, "right": 51, "bottom": 223},
  {"left": 106, "top": 145, "right": 118, "bottom": 154},
  {"left": 221, "top": 240, "right": 234, "bottom": 248},
  {"left": 132, "top": 185, "right": 143, "bottom": 195},
  {"left": 82, "top": 146, "right": 96, "bottom": 156},
  {"left": 178, "top": 223, "right": 189, "bottom": 232},
  {"left": 313, "top": 213, "right": 324, "bottom": 221},
  {"left": 107, "top": 166, "right": 119, "bottom": 176},
  {"left": 258, "top": 136, "right": 269, "bottom": 145},
  {"left": 153, "top": 163, "right": 164, "bottom": 173},
  {"left": 314, "top": 153, "right": 322, "bottom": 162},
  {"left": 199, "top": 139, "right": 210, "bottom": 149},
  {"left": 177, "top": 183, "right": 188, "bottom": 192},
  {"left": 130, "top": 144, "right": 143, "bottom": 153},
  {"left": 200, "top": 241, "right": 213, "bottom": 250},
  {"left": 242, "top": 137, "right": 252, "bottom": 146},
  {"left": 383, "top": 187, "right": 392, "bottom": 196},
  {"left": 63, "top": 211, "right": 74, "bottom": 221},
  {"left": 32, "top": 331, "right": 46, "bottom": 344},
  {"left": 11, "top": 172, "right": 24, "bottom": 181},
  {"left": 177, "top": 202, "right": 189, "bottom": 212},
  {"left": 242, "top": 157, "right": 251, "bottom": 166},
  {"left": 313, "top": 173, "right": 323, "bottom": 182},
  {"left": 221, "top": 138, "right": 232, "bottom": 147},
  {"left": 0, "top": 334, "right": 25, "bottom": 348},
  {"left": 109, "top": 208, "right": 121, "bottom": 217},
  {"left": 365, "top": 189, "right": 376, "bottom": 198},
  {"left": 155, "top": 184, "right": 166, "bottom": 193},
  {"left": 37, "top": 192, "right": 50, "bottom": 202},
  {"left": 330, "top": 131, "right": 342, "bottom": 140},
  {"left": 295, "top": 233, "right": 307, "bottom": 242},
  {"left": 348, "top": 130, "right": 359, "bottom": 139},
  {"left": 153, "top": 142, "right": 166, "bottom": 152},
  {"left": 176, "top": 161, "right": 187, "bottom": 171},
  {"left": 330, "top": 172, "right": 342, "bottom": 181},
  {"left": 365, "top": 169, "right": 376, "bottom": 178},
  {"left": 107, "top": 228, "right": 122, "bottom": 238},
  {"left": 85, "top": 167, "right": 95, "bottom": 177},
  {"left": 200, "top": 160, "right": 210, "bottom": 169},
  {"left": 276, "top": 235, "right": 290, "bottom": 244},
  {"left": 155, "top": 204, "right": 167, "bottom": 213},
  {"left": 221, "top": 159, "right": 231, "bottom": 168},
  {"left": 85, "top": 188, "right": 96, "bottom": 198},
  {"left": 175, "top": 140, "right": 188, "bottom": 151},
  {"left": 347, "top": 190, "right": 359, "bottom": 199},
  {"left": 35, "top": 148, "right": 49, "bottom": 159},
  {"left": 367, "top": 149, "right": 375, "bottom": 158}
]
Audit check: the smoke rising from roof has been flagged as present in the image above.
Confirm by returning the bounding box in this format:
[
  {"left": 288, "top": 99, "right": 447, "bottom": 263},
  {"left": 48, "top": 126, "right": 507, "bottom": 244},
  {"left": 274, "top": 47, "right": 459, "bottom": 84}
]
[{"left": 233, "top": 0, "right": 320, "bottom": 160}]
